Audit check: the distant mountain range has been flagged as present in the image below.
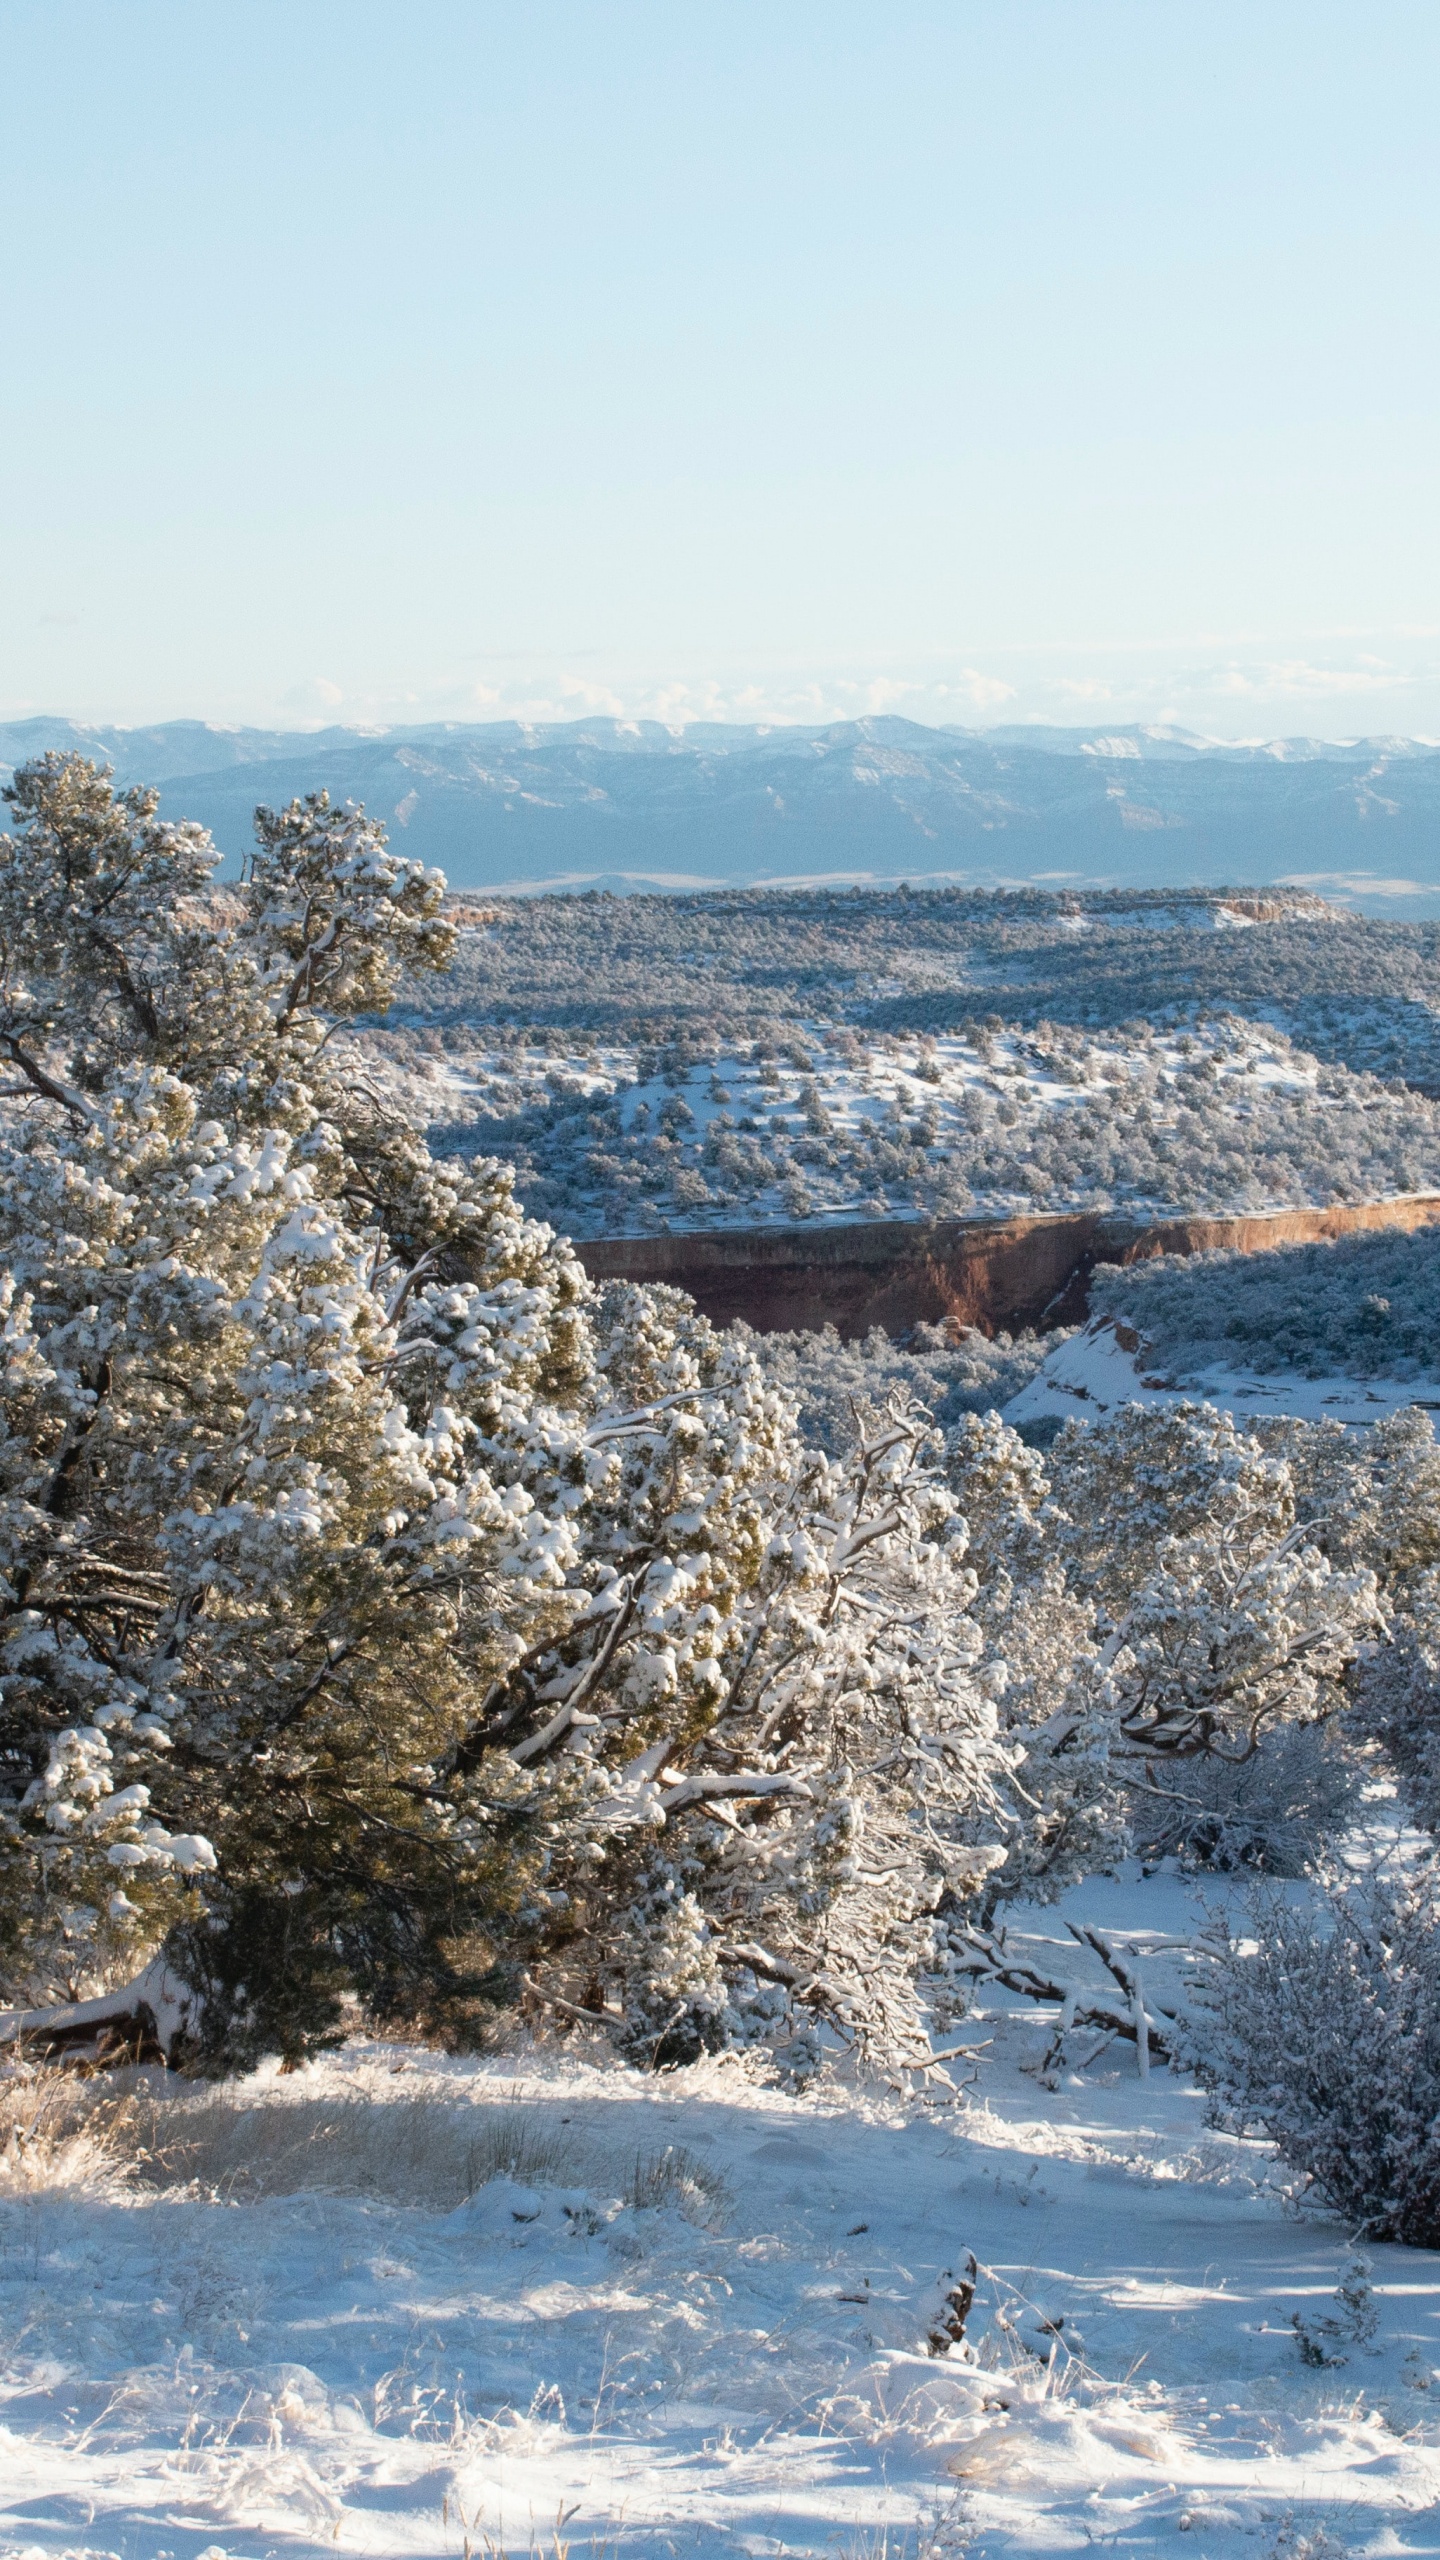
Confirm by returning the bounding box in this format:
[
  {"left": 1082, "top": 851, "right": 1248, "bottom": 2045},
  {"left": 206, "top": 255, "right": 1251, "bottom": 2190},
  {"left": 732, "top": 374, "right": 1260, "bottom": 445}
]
[{"left": 3, "top": 714, "right": 1439, "bottom": 908}]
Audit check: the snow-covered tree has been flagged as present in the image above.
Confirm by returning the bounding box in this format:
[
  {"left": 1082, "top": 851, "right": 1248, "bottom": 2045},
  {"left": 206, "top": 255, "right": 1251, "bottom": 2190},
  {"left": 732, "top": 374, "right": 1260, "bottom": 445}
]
[
  {"left": 0, "top": 758, "right": 1010, "bottom": 2074},
  {"left": 1351, "top": 1566, "right": 1440, "bottom": 1837},
  {"left": 1049, "top": 1400, "right": 1296, "bottom": 1623},
  {"left": 485, "top": 1285, "right": 1011, "bottom": 2069},
  {"left": 1044, "top": 1403, "right": 1381, "bottom": 1869},
  {"left": 927, "top": 1400, "right": 1380, "bottom": 1894},
  {"left": 1276, "top": 1406, "right": 1440, "bottom": 1595},
  {"left": 1124, "top": 1717, "right": 1364, "bottom": 1875},
  {"left": 0, "top": 758, "right": 604, "bottom": 2059},
  {"left": 941, "top": 1411, "right": 1116, "bottom": 1899},
  {"left": 1094, "top": 1515, "right": 1380, "bottom": 1765}
]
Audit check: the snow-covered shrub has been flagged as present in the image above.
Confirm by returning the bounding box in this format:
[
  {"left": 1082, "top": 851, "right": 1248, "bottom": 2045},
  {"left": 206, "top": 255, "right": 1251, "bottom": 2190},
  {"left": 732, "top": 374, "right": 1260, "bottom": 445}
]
[
  {"left": 1050, "top": 1401, "right": 1381, "bottom": 1757},
  {"left": 1197, "top": 1872, "right": 1440, "bottom": 2243},
  {"left": 1287, "top": 2257, "right": 1377, "bottom": 2367},
  {"left": 940, "top": 1411, "right": 1118, "bottom": 1900},
  {"left": 1127, "top": 1718, "right": 1363, "bottom": 1875},
  {"left": 1093, "top": 1229, "right": 1440, "bottom": 1385},
  {"left": 744, "top": 1322, "right": 1055, "bottom": 1454},
  {"left": 1049, "top": 1400, "right": 1296, "bottom": 1616},
  {"left": 1350, "top": 1573, "right": 1440, "bottom": 1833},
  {"left": 1254, "top": 1408, "right": 1440, "bottom": 1591},
  {"left": 607, "top": 1873, "right": 736, "bottom": 2068},
  {"left": 925, "top": 1399, "right": 1382, "bottom": 1899},
  {"left": 1096, "top": 1525, "right": 1379, "bottom": 1764},
  {"left": 971, "top": 1400, "right": 1385, "bottom": 1884}
]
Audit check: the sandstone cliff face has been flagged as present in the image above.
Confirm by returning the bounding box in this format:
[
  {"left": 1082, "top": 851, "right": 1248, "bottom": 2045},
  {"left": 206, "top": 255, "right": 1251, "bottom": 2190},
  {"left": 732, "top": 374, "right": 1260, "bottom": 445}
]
[{"left": 574, "top": 1196, "right": 1440, "bottom": 1340}]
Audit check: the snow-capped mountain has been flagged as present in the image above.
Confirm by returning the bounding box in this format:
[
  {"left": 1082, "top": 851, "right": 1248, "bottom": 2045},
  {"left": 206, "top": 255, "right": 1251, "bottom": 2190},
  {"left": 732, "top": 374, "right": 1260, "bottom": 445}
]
[{"left": 3, "top": 714, "right": 1439, "bottom": 903}]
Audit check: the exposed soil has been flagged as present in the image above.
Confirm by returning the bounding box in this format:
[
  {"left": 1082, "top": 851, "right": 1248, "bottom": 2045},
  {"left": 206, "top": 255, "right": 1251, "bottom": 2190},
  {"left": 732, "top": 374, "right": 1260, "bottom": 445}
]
[{"left": 574, "top": 1195, "right": 1440, "bottom": 1339}]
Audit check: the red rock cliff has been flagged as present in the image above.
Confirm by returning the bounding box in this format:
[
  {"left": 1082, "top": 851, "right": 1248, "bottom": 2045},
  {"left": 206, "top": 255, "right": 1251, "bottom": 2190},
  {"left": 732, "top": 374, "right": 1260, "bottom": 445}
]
[{"left": 573, "top": 1197, "right": 1440, "bottom": 1339}]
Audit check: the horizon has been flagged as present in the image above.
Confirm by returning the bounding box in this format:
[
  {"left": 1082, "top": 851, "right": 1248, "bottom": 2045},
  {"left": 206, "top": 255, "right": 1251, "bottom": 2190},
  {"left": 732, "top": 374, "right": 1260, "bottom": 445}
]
[{"left": 8, "top": 706, "right": 1440, "bottom": 756}]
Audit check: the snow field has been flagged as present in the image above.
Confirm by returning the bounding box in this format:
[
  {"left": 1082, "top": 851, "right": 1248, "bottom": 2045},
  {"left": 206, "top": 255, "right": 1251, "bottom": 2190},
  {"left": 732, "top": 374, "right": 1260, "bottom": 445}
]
[
  {"left": 1005, "top": 1318, "right": 1440, "bottom": 1439},
  {"left": 5, "top": 1873, "right": 1440, "bottom": 2560}
]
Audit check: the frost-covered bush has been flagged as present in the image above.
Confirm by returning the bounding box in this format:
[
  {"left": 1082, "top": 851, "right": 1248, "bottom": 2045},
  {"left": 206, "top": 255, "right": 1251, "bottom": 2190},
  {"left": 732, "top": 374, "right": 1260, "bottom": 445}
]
[
  {"left": 1128, "top": 1720, "right": 1363, "bottom": 1875},
  {"left": 1197, "top": 1874, "right": 1440, "bottom": 2244},
  {"left": 743, "top": 1321, "right": 1055, "bottom": 1454}
]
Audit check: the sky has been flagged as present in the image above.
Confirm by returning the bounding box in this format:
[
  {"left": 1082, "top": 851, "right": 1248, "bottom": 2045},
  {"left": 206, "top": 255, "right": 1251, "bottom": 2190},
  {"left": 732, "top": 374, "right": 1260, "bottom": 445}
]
[{"left": 3, "top": 0, "right": 1439, "bottom": 741}]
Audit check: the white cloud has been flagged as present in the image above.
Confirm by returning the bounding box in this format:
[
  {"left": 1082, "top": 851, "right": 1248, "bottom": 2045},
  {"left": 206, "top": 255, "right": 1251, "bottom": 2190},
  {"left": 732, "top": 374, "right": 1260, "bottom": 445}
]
[
  {"left": 1213, "top": 659, "right": 1407, "bottom": 701},
  {"left": 934, "top": 669, "right": 1018, "bottom": 711},
  {"left": 209, "top": 635, "right": 1439, "bottom": 746},
  {"left": 1280, "top": 870, "right": 1430, "bottom": 898},
  {"left": 279, "top": 675, "right": 345, "bottom": 718}
]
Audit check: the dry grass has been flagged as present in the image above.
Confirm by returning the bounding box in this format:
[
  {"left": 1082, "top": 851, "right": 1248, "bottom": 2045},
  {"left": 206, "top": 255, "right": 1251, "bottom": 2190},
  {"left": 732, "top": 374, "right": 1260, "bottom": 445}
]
[
  {"left": 127, "top": 2087, "right": 584, "bottom": 2205},
  {"left": 623, "top": 2140, "right": 731, "bottom": 2226},
  {"left": 0, "top": 2070, "right": 134, "bottom": 2193},
  {"left": 0, "top": 2069, "right": 730, "bottom": 2223},
  {"left": 443, "top": 2500, "right": 631, "bottom": 2560},
  {"left": 830, "top": 2496, "right": 972, "bottom": 2560}
]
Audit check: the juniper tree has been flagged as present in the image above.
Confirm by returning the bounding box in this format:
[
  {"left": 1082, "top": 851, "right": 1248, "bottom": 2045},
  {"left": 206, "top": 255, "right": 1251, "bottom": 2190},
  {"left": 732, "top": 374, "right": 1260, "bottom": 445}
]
[
  {"left": 502, "top": 1285, "right": 1010, "bottom": 2069},
  {"left": 941, "top": 1410, "right": 1116, "bottom": 1899},
  {"left": 0, "top": 758, "right": 1011, "bottom": 2072},
  {"left": 1016, "top": 1402, "right": 1384, "bottom": 1875},
  {"left": 0, "top": 757, "right": 593, "bottom": 2056}
]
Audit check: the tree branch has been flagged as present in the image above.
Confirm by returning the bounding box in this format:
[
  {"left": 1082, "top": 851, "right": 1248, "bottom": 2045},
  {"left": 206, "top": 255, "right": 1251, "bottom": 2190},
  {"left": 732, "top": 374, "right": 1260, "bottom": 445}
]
[{"left": 0, "top": 1032, "right": 98, "bottom": 1123}]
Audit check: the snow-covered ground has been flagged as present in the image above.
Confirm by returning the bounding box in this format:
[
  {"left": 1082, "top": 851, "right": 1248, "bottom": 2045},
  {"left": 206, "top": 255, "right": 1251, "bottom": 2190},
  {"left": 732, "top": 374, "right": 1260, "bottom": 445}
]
[
  {"left": 363, "top": 1019, "right": 1440, "bottom": 1240},
  {"left": 1006, "top": 1318, "right": 1440, "bottom": 1437},
  {"left": 6, "top": 1868, "right": 1440, "bottom": 2560}
]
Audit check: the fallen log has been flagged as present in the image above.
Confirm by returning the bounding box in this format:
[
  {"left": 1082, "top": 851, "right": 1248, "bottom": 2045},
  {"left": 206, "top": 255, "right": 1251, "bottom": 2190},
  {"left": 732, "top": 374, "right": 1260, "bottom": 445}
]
[
  {"left": 949, "top": 1922, "right": 1181, "bottom": 2069},
  {"left": 0, "top": 1959, "right": 197, "bottom": 2072}
]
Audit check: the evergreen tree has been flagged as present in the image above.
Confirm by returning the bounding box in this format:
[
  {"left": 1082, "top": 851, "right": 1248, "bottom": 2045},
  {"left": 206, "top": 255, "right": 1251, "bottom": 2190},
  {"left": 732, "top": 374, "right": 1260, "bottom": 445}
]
[
  {"left": 0, "top": 759, "right": 1010, "bottom": 2073},
  {"left": 0, "top": 758, "right": 592, "bottom": 2056}
]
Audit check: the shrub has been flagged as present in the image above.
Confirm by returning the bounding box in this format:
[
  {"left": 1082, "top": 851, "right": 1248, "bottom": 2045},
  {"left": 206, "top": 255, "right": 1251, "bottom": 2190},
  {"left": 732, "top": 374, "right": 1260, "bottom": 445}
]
[
  {"left": 1128, "top": 1720, "right": 1363, "bottom": 1875},
  {"left": 1350, "top": 1579, "right": 1440, "bottom": 1833},
  {"left": 1196, "top": 1872, "right": 1440, "bottom": 2244}
]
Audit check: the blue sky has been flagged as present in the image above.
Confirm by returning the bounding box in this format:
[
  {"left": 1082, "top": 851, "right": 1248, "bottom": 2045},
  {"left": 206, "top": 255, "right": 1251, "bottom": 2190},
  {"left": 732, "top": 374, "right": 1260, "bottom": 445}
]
[{"left": 3, "top": 0, "right": 1438, "bottom": 738}]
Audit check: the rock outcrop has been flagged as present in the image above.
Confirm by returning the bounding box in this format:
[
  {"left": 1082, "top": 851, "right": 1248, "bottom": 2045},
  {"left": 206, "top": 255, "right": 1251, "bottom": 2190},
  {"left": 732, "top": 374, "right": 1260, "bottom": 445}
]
[{"left": 574, "top": 1196, "right": 1440, "bottom": 1340}]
